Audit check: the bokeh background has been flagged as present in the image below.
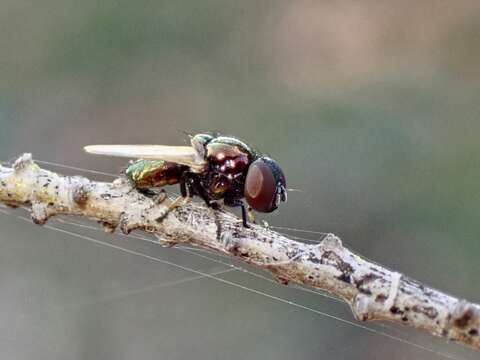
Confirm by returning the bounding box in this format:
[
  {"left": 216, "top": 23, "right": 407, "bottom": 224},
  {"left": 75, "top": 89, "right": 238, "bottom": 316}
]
[{"left": 0, "top": 1, "right": 479, "bottom": 359}]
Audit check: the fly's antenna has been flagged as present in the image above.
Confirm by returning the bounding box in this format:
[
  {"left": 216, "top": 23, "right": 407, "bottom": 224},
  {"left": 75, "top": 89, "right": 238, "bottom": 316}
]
[
  {"left": 177, "top": 129, "right": 193, "bottom": 143},
  {"left": 286, "top": 188, "right": 303, "bottom": 193}
]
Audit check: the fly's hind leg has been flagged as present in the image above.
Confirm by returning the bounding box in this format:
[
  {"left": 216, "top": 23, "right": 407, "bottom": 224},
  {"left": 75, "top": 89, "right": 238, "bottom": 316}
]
[
  {"left": 190, "top": 177, "right": 220, "bottom": 210},
  {"left": 136, "top": 187, "right": 167, "bottom": 204},
  {"left": 156, "top": 173, "right": 192, "bottom": 223}
]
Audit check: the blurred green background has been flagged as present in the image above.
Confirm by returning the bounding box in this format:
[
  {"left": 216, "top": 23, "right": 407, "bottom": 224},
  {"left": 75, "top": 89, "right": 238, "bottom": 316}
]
[{"left": 0, "top": 1, "right": 479, "bottom": 359}]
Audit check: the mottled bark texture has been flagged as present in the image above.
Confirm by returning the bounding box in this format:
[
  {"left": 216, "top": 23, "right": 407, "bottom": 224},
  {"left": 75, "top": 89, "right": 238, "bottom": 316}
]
[{"left": 1, "top": 154, "right": 479, "bottom": 351}]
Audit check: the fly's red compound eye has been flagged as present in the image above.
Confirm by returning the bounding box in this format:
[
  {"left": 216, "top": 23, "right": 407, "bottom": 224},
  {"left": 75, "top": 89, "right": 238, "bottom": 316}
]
[{"left": 244, "top": 157, "right": 286, "bottom": 213}]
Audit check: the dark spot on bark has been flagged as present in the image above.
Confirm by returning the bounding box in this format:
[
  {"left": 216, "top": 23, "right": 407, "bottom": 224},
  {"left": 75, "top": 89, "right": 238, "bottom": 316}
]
[
  {"left": 358, "top": 288, "right": 372, "bottom": 295},
  {"left": 355, "top": 273, "right": 379, "bottom": 286},
  {"left": 358, "top": 313, "right": 369, "bottom": 321},
  {"left": 412, "top": 305, "right": 438, "bottom": 319},
  {"left": 402, "top": 316, "right": 408, "bottom": 322},
  {"left": 424, "top": 290, "right": 434, "bottom": 298},
  {"left": 309, "top": 252, "right": 321, "bottom": 263},
  {"left": 369, "top": 267, "right": 386, "bottom": 276},
  {"left": 337, "top": 273, "right": 351, "bottom": 284},
  {"left": 273, "top": 275, "right": 289, "bottom": 285},
  {"left": 227, "top": 241, "right": 241, "bottom": 257},
  {"left": 1, "top": 181, "right": 6, "bottom": 187},
  {"left": 355, "top": 273, "right": 380, "bottom": 294},
  {"left": 318, "top": 251, "right": 354, "bottom": 283},
  {"left": 99, "top": 221, "right": 117, "bottom": 233},
  {"left": 376, "top": 294, "right": 387, "bottom": 303},
  {"left": 404, "top": 306, "right": 410, "bottom": 311},
  {"left": 308, "top": 275, "right": 314, "bottom": 280},
  {"left": 286, "top": 249, "right": 301, "bottom": 260},
  {"left": 390, "top": 306, "right": 403, "bottom": 315},
  {"left": 469, "top": 329, "right": 478, "bottom": 336},
  {"left": 442, "top": 329, "right": 448, "bottom": 337},
  {"left": 454, "top": 309, "right": 473, "bottom": 329}
]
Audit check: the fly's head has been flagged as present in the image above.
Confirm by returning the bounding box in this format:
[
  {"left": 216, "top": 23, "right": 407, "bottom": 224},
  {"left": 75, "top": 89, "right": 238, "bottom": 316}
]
[{"left": 244, "top": 157, "right": 286, "bottom": 213}]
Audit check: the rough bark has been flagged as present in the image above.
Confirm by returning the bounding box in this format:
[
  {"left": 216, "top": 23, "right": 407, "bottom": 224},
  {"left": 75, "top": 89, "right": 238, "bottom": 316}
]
[{"left": 0, "top": 154, "right": 479, "bottom": 351}]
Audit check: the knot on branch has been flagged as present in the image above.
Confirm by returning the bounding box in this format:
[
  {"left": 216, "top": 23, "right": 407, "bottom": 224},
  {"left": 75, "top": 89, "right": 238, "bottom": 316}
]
[
  {"left": 13, "top": 153, "right": 34, "bottom": 173},
  {"left": 31, "top": 202, "right": 55, "bottom": 225},
  {"left": 222, "top": 233, "right": 247, "bottom": 257},
  {"left": 352, "top": 293, "right": 373, "bottom": 321},
  {"left": 320, "top": 233, "right": 342, "bottom": 249},
  {"left": 351, "top": 272, "right": 402, "bottom": 322},
  {"left": 72, "top": 182, "right": 90, "bottom": 207}
]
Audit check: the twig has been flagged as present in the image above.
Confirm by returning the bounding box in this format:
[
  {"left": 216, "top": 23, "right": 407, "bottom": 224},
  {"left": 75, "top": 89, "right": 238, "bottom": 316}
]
[{"left": 0, "top": 154, "right": 479, "bottom": 351}]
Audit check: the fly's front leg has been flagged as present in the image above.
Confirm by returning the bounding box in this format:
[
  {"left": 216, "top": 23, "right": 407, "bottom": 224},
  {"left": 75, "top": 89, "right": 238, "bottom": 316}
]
[{"left": 224, "top": 198, "right": 250, "bottom": 228}]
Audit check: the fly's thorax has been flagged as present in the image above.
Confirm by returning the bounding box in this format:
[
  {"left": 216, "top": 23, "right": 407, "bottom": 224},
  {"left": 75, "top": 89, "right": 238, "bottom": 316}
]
[
  {"left": 206, "top": 142, "right": 251, "bottom": 176},
  {"left": 125, "top": 159, "right": 186, "bottom": 189},
  {"left": 196, "top": 136, "right": 256, "bottom": 201}
]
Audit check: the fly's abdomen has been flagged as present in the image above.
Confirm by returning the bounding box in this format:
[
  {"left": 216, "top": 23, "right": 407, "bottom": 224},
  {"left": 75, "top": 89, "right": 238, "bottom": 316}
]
[{"left": 126, "top": 160, "right": 187, "bottom": 189}]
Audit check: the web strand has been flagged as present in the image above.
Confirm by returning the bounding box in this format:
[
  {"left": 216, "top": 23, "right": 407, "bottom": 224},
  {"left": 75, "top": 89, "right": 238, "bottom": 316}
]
[
  {"left": 51, "top": 215, "right": 342, "bottom": 302},
  {"left": 34, "top": 159, "right": 120, "bottom": 178},
  {"left": 0, "top": 210, "right": 462, "bottom": 359},
  {"left": 43, "top": 215, "right": 447, "bottom": 341}
]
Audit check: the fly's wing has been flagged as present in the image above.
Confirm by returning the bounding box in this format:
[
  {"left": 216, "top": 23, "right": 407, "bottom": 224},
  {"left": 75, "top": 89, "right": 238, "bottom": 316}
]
[{"left": 84, "top": 145, "right": 206, "bottom": 172}]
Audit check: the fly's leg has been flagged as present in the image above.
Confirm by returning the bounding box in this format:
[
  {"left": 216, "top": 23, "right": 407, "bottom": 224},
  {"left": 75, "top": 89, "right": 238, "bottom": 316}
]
[
  {"left": 135, "top": 187, "right": 157, "bottom": 197},
  {"left": 224, "top": 198, "right": 250, "bottom": 228},
  {"left": 167, "top": 195, "right": 191, "bottom": 211},
  {"left": 136, "top": 187, "right": 167, "bottom": 204},
  {"left": 167, "top": 172, "right": 193, "bottom": 211},
  {"left": 156, "top": 172, "right": 192, "bottom": 223},
  {"left": 153, "top": 189, "right": 167, "bottom": 204},
  {"left": 190, "top": 176, "right": 220, "bottom": 210},
  {"left": 179, "top": 172, "right": 190, "bottom": 198},
  {"left": 247, "top": 205, "right": 256, "bottom": 224}
]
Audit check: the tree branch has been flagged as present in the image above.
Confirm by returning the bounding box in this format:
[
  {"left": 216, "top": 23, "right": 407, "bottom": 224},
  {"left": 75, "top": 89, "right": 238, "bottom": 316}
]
[{"left": 1, "top": 154, "right": 479, "bottom": 351}]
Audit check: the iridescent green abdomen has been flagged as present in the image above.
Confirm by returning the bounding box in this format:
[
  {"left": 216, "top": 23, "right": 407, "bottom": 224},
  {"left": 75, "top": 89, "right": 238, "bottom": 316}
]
[{"left": 125, "top": 160, "right": 187, "bottom": 189}]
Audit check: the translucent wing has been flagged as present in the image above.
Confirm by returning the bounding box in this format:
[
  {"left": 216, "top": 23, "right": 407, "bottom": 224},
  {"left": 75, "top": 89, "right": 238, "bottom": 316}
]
[{"left": 84, "top": 145, "right": 206, "bottom": 172}]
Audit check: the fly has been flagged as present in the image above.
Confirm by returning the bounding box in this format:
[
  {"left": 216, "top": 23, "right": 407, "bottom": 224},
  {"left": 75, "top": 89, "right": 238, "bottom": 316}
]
[{"left": 85, "top": 133, "right": 287, "bottom": 227}]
